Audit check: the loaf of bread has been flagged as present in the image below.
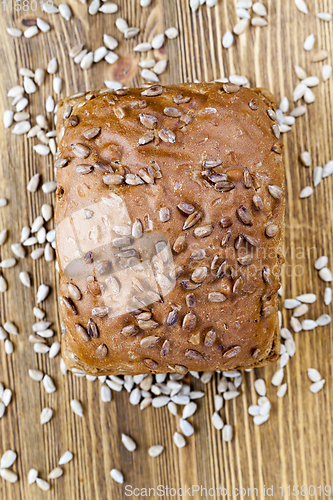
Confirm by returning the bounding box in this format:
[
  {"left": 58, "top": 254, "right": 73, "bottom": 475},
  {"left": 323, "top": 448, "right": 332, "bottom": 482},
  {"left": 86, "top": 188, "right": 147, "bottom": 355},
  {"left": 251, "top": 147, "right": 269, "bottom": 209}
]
[{"left": 55, "top": 82, "right": 284, "bottom": 376}]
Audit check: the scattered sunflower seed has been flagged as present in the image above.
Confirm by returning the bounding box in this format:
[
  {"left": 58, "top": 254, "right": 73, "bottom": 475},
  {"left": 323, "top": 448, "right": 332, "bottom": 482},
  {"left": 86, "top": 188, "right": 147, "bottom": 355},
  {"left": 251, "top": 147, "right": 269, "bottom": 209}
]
[
  {"left": 0, "top": 450, "right": 17, "bottom": 469},
  {"left": 59, "top": 3, "right": 72, "bottom": 20},
  {"left": 319, "top": 268, "right": 333, "bottom": 282},
  {"left": 110, "top": 469, "right": 124, "bottom": 484},
  {"left": 173, "top": 432, "right": 186, "bottom": 448},
  {"left": 70, "top": 399, "right": 83, "bottom": 417},
  {"left": 28, "top": 469, "right": 38, "bottom": 484},
  {"left": 48, "top": 467, "right": 63, "bottom": 480},
  {"left": 7, "top": 27, "right": 22, "bottom": 37},
  {"left": 40, "top": 407, "right": 53, "bottom": 424},
  {"left": 0, "top": 469, "right": 18, "bottom": 483},
  {"left": 165, "top": 27, "right": 178, "bottom": 39},
  {"left": 310, "top": 379, "right": 325, "bottom": 393},
  {"left": 324, "top": 288, "right": 332, "bottom": 305},
  {"left": 58, "top": 451, "right": 73, "bottom": 465},
  {"left": 322, "top": 65, "right": 332, "bottom": 81},
  {"left": 121, "top": 433, "right": 137, "bottom": 452},
  {"left": 299, "top": 186, "right": 313, "bottom": 198},
  {"left": 295, "top": 0, "right": 308, "bottom": 14},
  {"left": 24, "top": 26, "right": 39, "bottom": 38}
]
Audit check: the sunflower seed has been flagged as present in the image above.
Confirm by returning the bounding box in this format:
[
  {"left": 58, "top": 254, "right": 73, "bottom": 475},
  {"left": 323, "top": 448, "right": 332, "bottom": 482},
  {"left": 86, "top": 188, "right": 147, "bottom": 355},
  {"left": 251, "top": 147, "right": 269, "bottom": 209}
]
[
  {"left": 74, "top": 49, "right": 87, "bottom": 64},
  {"left": 299, "top": 186, "right": 313, "bottom": 198},
  {"left": 0, "top": 469, "right": 18, "bottom": 483},
  {"left": 0, "top": 451, "right": 17, "bottom": 471},
  {"left": 304, "top": 87, "right": 315, "bottom": 103},
  {"left": 0, "top": 276, "right": 7, "bottom": 293},
  {"left": 301, "top": 319, "right": 317, "bottom": 330},
  {"left": 19, "top": 271, "right": 31, "bottom": 288},
  {"left": 12, "top": 121, "right": 31, "bottom": 135},
  {"left": 2, "top": 388, "right": 12, "bottom": 406},
  {"left": 310, "top": 379, "right": 325, "bottom": 393},
  {"left": 312, "top": 50, "right": 328, "bottom": 62},
  {"left": 293, "top": 82, "right": 307, "bottom": 102},
  {"left": 3, "top": 321, "right": 17, "bottom": 336},
  {"left": 81, "top": 51, "right": 94, "bottom": 69},
  {"left": 99, "top": 2, "right": 118, "bottom": 13},
  {"left": 314, "top": 256, "right": 328, "bottom": 270},
  {"left": 295, "top": 0, "right": 308, "bottom": 14},
  {"left": 115, "top": 17, "right": 128, "bottom": 33},
  {"left": 5, "top": 339, "right": 13, "bottom": 354},
  {"left": 34, "top": 343, "right": 50, "bottom": 353},
  {"left": 42, "top": 181, "right": 57, "bottom": 193},
  {"left": 233, "top": 18, "right": 248, "bottom": 35},
  {"left": 103, "top": 80, "right": 122, "bottom": 92},
  {"left": 0, "top": 229, "right": 8, "bottom": 246},
  {"left": 173, "top": 432, "right": 186, "bottom": 448},
  {"left": 295, "top": 293, "right": 316, "bottom": 304},
  {"left": 322, "top": 65, "right": 332, "bottom": 81},
  {"left": 27, "top": 173, "right": 40, "bottom": 192},
  {"left": 48, "top": 467, "right": 63, "bottom": 480},
  {"left": 34, "top": 68, "right": 45, "bottom": 87},
  {"left": 24, "top": 25, "right": 39, "bottom": 38},
  {"left": 121, "top": 433, "right": 136, "bottom": 452},
  {"left": 88, "top": 0, "right": 100, "bottom": 14},
  {"left": 141, "top": 69, "right": 159, "bottom": 82},
  {"left": 237, "top": 7, "right": 251, "bottom": 18},
  {"left": 43, "top": 374, "right": 56, "bottom": 393},
  {"left": 7, "top": 27, "right": 22, "bottom": 37},
  {"left": 147, "top": 445, "right": 163, "bottom": 457},
  {"left": 33, "top": 320, "right": 51, "bottom": 332},
  {"left": 323, "top": 161, "right": 333, "bottom": 178},
  {"left": 37, "top": 284, "right": 50, "bottom": 303},
  {"left": 152, "top": 33, "right": 165, "bottom": 49},
  {"left": 30, "top": 248, "right": 44, "bottom": 260},
  {"left": 222, "top": 424, "right": 233, "bottom": 442},
  {"left": 134, "top": 42, "right": 152, "bottom": 52},
  {"left": 319, "top": 268, "right": 332, "bottom": 282},
  {"left": 269, "top": 369, "right": 284, "bottom": 389},
  {"left": 316, "top": 314, "right": 331, "bottom": 326},
  {"left": 28, "top": 469, "right": 38, "bottom": 484},
  {"left": 293, "top": 303, "right": 308, "bottom": 317},
  {"left": 3, "top": 110, "right": 14, "bottom": 128},
  {"left": 302, "top": 76, "right": 319, "bottom": 87},
  {"left": 70, "top": 399, "right": 83, "bottom": 417},
  {"left": 58, "top": 450, "right": 73, "bottom": 465},
  {"left": 307, "top": 368, "right": 322, "bottom": 382},
  {"left": 124, "top": 27, "right": 140, "bottom": 38},
  {"left": 29, "top": 369, "right": 44, "bottom": 382},
  {"left": 40, "top": 407, "right": 53, "bottom": 425},
  {"left": 165, "top": 27, "right": 178, "bottom": 39},
  {"left": 179, "top": 418, "right": 194, "bottom": 437},
  {"left": 212, "top": 412, "right": 224, "bottom": 430},
  {"left": 49, "top": 342, "right": 61, "bottom": 358},
  {"left": 33, "top": 144, "right": 50, "bottom": 156},
  {"left": 299, "top": 151, "right": 311, "bottom": 167},
  {"left": 46, "top": 95, "right": 55, "bottom": 112},
  {"left": 59, "top": 3, "right": 72, "bottom": 20},
  {"left": 253, "top": 414, "right": 269, "bottom": 425},
  {"left": 324, "top": 288, "right": 332, "bottom": 305},
  {"left": 254, "top": 378, "right": 266, "bottom": 396},
  {"left": 100, "top": 385, "right": 112, "bottom": 403},
  {"left": 93, "top": 46, "right": 107, "bottom": 63},
  {"left": 110, "top": 469, "right": 124, "bottom": 484},
  {"left": 317, "top": 11, "right": 332, "bottom": 21}
]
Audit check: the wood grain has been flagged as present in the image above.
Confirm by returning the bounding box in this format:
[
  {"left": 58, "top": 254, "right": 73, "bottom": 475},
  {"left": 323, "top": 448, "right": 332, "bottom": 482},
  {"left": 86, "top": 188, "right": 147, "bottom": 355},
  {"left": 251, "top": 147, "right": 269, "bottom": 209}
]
[{"left": 0, "top": 0, "right": 332, "bottom": 499}]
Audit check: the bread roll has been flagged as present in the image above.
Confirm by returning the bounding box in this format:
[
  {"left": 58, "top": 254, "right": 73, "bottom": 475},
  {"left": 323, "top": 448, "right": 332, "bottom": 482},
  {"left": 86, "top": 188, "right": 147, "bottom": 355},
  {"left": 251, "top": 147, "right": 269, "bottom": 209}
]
[{"left": 55, "top": 82, "right": 284, "bottom": 375}]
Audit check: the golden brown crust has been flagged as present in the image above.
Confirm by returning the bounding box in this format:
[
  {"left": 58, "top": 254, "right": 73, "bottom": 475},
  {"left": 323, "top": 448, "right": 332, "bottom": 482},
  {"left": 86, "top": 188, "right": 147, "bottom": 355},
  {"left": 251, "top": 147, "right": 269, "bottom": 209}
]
[{"left": 55, "top": 82, "right": 284, "bottom": 376}]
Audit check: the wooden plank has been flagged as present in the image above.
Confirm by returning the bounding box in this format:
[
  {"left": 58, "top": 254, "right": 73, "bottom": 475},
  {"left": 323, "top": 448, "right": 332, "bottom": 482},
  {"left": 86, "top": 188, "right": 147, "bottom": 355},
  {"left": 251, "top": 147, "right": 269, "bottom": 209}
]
[{"left": 0, "top": 0, "right": 332, "bottom": 499}]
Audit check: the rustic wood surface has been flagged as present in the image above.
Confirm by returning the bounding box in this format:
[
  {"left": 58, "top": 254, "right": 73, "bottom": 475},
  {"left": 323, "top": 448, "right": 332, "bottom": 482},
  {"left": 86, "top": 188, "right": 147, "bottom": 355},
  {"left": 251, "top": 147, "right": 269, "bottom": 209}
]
[{"left": 0, "top": 0, "right": 332, "bottom": 499}]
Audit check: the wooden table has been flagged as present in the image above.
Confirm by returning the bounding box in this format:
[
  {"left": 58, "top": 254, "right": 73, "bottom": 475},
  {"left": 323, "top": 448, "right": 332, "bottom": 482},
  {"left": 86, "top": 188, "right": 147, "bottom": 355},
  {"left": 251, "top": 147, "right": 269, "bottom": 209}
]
[{"left": 0, "top": 1, "right": 332, "bottom": 498}]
